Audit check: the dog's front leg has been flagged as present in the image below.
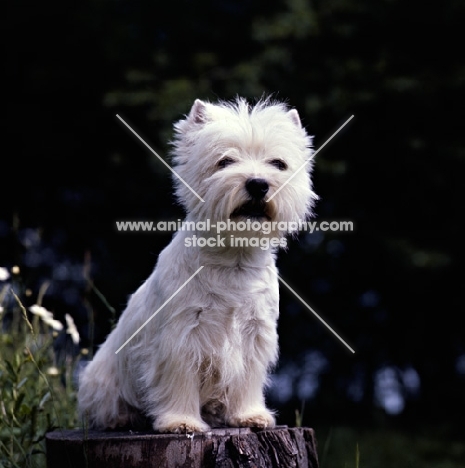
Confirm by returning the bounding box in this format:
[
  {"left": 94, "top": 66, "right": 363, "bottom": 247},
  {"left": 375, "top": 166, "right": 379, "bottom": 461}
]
[
  {"left": 144, "top": 357, "right": 210, "bottom": 434},
  {"left": 226, "top": 359, "right": 276, "bottom": 429}
]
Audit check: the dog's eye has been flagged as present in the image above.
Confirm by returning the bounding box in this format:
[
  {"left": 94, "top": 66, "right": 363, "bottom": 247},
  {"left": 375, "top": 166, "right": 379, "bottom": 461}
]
[
  {"left": 217, "top": 157, "right": 235, "bottom": 169},
  {"left": 270, "top": 159, "right": 288, "bottom": 171}
]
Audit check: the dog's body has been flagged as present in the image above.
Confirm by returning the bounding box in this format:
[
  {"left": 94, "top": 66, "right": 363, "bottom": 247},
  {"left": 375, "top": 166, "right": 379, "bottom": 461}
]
[{"left": 77, "top": 97, "right": 316, "bottom": 433}]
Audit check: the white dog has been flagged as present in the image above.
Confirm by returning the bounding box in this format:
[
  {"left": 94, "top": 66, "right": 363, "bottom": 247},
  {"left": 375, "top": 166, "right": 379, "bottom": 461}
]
[{"left": 77, "top": 97, "right": 317, "bottom": 433}]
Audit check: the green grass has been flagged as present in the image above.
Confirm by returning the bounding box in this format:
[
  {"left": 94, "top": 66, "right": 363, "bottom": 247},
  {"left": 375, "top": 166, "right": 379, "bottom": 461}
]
[
  {"left": 317, "top": 425, "right": 465, "bottom": 468},
  {"left": 0, "top": 288, "right": 80, "bottom": 468}
]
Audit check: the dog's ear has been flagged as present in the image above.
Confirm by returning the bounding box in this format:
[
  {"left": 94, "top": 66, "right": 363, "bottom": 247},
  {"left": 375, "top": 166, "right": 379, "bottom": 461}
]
[
  {"left": 189, "top": 99, "right": 209, "bottom": 124},
  {"left": 287, "top": 109, "right": 302, "bottom": 128}
]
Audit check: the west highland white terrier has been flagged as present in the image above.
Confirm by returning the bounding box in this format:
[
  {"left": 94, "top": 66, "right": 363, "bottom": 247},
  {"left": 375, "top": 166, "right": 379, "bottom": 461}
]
[{"left": 77, "top": 96, "right": 317, "bottom": 433}]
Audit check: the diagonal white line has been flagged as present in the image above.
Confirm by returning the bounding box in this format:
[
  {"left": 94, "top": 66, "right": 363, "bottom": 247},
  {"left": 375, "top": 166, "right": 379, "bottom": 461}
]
[
  {"left": 267, "top": 115, "right": 354, "bottom": 202},
  {"left": 271, "top": 268, "right": 355, "bottom": 354},
  {"left": 116, "top": 114, "right": 205, "bottom": 203},
  {"left": 115, "top": 266, "right": 204, "bottom": 354}
]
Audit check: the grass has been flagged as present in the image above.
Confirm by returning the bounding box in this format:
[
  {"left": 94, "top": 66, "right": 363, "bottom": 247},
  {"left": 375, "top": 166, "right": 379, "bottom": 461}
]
[
  {"left": 316, "top": 425, "right": 465, "bottom": 468},
  {"left": 0, "top": 284, "right": 80, "bottom": 468}
]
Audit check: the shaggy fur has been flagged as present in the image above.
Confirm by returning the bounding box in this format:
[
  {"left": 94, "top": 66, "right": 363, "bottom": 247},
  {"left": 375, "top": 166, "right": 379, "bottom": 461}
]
[{"left": 77, "top": 96, "right": 317, "bottom": 433}]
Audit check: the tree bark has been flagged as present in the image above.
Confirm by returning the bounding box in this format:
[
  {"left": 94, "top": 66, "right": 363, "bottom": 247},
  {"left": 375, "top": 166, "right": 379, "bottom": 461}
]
[{"left": 46, "top": 426, "right": 319, "bottom": 467}]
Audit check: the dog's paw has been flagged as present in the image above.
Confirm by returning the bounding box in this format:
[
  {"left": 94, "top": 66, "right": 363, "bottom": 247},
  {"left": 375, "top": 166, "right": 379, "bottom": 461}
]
[
  {"left": 228, "top": 410, "right": 276, "bottom": 429},
  {"left": 154, "top": 415, "right": 210, "bottom": 434}
]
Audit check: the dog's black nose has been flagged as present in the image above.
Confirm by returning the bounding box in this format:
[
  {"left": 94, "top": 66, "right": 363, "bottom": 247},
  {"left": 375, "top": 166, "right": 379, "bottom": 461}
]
[{"left": 246, "top": 178, "right": 269, "bottom": 199}]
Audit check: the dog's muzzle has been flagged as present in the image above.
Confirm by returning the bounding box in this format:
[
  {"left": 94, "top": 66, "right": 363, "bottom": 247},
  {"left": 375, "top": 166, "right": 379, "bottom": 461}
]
[{"left": 231, "top": 178, "right": 270, "bottom": 219}]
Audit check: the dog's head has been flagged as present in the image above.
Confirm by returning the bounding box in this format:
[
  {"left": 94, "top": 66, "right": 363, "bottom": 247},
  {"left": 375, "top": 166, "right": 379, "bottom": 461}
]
[{"left": 170, "top": 97, "right": 318, "bottom": 238}]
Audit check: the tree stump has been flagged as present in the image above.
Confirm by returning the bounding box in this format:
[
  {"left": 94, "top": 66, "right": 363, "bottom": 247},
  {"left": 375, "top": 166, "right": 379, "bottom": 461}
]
[{"left": 46, "top": 426, "right": 319, "bottom": 467}]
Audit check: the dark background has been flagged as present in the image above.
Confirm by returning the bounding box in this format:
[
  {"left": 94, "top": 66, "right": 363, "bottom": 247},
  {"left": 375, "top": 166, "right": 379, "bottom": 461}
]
[{"left": 3, "top": 0, "right": 464, "bottom": 453}]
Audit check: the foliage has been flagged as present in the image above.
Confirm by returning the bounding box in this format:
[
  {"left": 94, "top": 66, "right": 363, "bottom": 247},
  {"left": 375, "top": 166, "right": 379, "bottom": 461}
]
[{"left": 0, "top": 282, "right": 79, "bottom": 468}]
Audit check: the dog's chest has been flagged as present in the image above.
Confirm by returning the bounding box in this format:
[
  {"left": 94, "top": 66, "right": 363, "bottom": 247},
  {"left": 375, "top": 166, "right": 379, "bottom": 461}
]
[
  {"left": 204, "top": 266, "right": 278, "bottom": 317},
  {"left": 195, "top": 299, "right": 277, "bottom": 377},
  {"left": 194, "top": 269, "right": 278, "bottom": 346}
]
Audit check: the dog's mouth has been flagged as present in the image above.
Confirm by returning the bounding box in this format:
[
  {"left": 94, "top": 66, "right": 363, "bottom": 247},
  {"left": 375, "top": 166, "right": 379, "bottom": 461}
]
[{"left": 230, "top": 200, "right": 270, "bottom": 220}]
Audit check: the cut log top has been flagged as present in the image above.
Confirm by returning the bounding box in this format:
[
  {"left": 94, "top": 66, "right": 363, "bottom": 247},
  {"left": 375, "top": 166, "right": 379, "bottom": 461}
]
[{"left": 46, "top": 425, "right": 319, "bottom": 467}]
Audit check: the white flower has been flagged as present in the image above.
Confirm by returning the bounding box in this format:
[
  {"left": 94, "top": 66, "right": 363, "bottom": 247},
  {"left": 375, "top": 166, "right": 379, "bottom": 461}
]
[
  {"left": 43, "top": 317, "right": 64, "bottom": 331},
  {"left": 0, "top": 306, "right": 4, "bottom": 316},
  {"left": 0, "top": 267, "right": 10, "bottom": 281},
  {"left": 46, "top": 366, "right": 60, "bottom": 376},
  {"left": 65, "top": 313, "right": 80, "bottom": 345},
  {"left": 29, "top": 304, "right": 54, "bottom": 321},
  {"left": 29, "top": 304, "right": 64, "bottom": 331}
]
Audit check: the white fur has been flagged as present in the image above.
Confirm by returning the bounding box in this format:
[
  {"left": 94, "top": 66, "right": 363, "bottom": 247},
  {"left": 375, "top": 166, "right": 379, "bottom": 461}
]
[{"left": 77, "top": 96, "right": 317, "bottom": 433}]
